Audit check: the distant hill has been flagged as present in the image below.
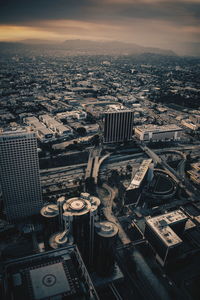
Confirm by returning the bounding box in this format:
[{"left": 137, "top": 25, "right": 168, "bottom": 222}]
[
  {"left": 0, "top": 39, "right": 177, "bottom": 57},
  {"left": 19, "top": 39, "right": 176, "bottom": 56},
  {"left": 62, "top": 39, "right": 176, "bottom": 56},
  {"left": 21, "top": 39, "right": 61, "bottom": 45}
]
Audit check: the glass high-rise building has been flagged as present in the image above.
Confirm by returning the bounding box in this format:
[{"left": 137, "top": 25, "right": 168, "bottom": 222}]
[{"left": 0, "top": 129, "right": 43, "bottom": 222}]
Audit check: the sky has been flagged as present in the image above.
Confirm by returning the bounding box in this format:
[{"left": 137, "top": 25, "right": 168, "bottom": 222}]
[{"left": 0, "top": 0, "right": 199, "bottom": 55}]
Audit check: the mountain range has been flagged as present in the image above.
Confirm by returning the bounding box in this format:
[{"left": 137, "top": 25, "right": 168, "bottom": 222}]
[{"left": 9, "top": 39, "right": 177, "bottom": 56}]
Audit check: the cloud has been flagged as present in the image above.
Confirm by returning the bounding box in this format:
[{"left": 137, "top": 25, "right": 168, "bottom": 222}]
[
  {"left": 0, "top": 0, "right": 199, "bottom": 25},
  {"left": 0, "top": 25, "right": 65, "bottom": 41},
  {"left": 0, "top": 0, "right": 199, "bottom": 55},
  {"left": 0, "top": 0, "right": 93, "bottom": 24}
]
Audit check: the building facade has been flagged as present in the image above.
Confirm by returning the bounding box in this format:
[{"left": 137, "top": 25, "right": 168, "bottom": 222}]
[
  {"left": 104, "top": 109, "right": 134, "bottom": 143},
  {"left": 0, "top": 129, "right": 43, "bottom": 221},
  {"left": 135, "top": 124, "right": 183, "bottom": 142}
]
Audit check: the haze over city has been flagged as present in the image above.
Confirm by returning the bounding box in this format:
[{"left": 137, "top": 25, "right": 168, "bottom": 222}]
[{"left": 0, "top": 0, "right": 200, "bottom": 55}]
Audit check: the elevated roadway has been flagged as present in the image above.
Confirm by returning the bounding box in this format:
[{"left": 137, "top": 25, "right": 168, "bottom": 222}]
[
  {"left": 139, "top": 143, "right": 198, "bottom": 200},
  {"left": 85, "top": 147, "right": 111, "bottom": 184}
]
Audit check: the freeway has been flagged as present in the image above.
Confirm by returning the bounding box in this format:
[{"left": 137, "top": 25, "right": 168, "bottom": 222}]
[
  {"left": 85, "top": 147, "right": 102, "bottom": 180},
  {"left": 177, "top": 159, "right": 186, "bottom": 178},
  {"left": 40, "top": 144, "right": 199, "bottom": 177},
  {"left": 39, "top": 143, "right": 199, "bottom": 194},
  {"left": 40, "top": 163, "right": 86, "bottom": 176},
  {"left": 92, "top": 153, "right": 111, "bottom": 184},
  {"left": 139, "top": 143, "right": 199, "bottom": 200},
  {"left": 40, "top": 158, "right": 139, "bottom": 189},
  {"left": 41, "top": 172, "right": 84, "bottom": 188}
]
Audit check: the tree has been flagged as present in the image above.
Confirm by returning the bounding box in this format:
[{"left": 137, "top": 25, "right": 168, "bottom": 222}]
[
  {"left": 126, "top": 164, "right": 132, "bottom": 173},
  {"left": 85, "top": 177, "right": 96, "bottom": 193},
  {"left": 77, "top": 127, "right": 86, "bottom": 136},
  {"left": 91, "top": 134, "right": 100, "bottom": 146}
]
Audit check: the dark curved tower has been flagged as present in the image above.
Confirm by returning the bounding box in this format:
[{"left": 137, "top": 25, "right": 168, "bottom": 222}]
[
  {"left": 40, "top": 204, "right": 59, "bottom": 250},
  {"left": 63, "top": 193, "right": 100, "bottom": 267},
  {"left": 94, "top": 221, "right": 118, "bottom": 276}
]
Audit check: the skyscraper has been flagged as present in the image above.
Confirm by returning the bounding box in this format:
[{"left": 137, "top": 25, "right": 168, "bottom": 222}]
[
  {"left": 103, "top": 109, "right": 134, "bottom": 143},
  {"left": 0, "top": 129, "right": 43, "bottom": 222}
]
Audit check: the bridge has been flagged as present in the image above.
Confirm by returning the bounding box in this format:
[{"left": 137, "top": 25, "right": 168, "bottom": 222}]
[{"left": 85, "top": 147, "right": 111, "bottom": 184}]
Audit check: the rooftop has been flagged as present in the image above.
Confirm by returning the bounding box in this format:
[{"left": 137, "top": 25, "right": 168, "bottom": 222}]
[
  {"left": 127, "top": 159, "right": 152, "bottom": 190},
  {"left": 146, "top": 210, "right": 188, "bottom": 247},
  {"left": 0, "top": 127, "right": 34, "bottom": 140}
]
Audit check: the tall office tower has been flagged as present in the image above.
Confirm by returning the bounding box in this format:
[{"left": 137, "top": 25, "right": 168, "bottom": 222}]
[
  {"left": 103, "top": 109, "right": 134, "bottom": 143},
  {"left": 62, "top": 193, "right": 100, "bottom": 267},
  {"left": 0, "top": 129, "right": 43, "bottom": 222},
  {"left": 40, "top": 204, "right": 59, "bottom": 250},
  {"left": 94, "top": 221, "right": 118, "bottom": 276}
]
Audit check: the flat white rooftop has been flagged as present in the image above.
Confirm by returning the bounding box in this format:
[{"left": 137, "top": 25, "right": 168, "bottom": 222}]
[
  {"left": 136, "top": 124, "right": 182, "bottom": 133},
  {"left": 127, "top": 159, "right": 152, "bottom": 190},
  {"left": 146, "top": 210, "right": 188, "bottom": 248},
  {"left": 0, "top": 127, "right": 34, "bottom": 140}
]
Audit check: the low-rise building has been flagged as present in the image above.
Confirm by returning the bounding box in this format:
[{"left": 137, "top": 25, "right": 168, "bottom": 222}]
[
  {"left": 187, "top": 162, "right": 200, "bottom": 185},
  {"left": 135, "top": 124, "right": 183, "bottom": 141},
  {"left": 189, "top": 114, "right": 200, "bottom": 124},
  {"left": 39, "top": 114, "right": 73, "bottom": 137},
  {"left": 181, "top": 119, "right": 198, "bottom": 131},
  {"left": 25, "top": 116, "right": 55, "bottom": 142},
  {"left": 127, "top": 159, "right": 153, "bottom": 191},
  {"left": 56, "top": 110, "right": 87, "bottom": 121},
  {"left": 145, "top": 210, "right": 188, "bottom": 265},
  {"left": 84, "top": 123, "right": 99, "bottom": 134}
]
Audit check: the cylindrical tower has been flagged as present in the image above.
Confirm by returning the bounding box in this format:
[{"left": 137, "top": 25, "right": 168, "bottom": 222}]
[
  {"left": 57, "top": 196, "right": 65, "bottom": 231},
  {"left": 49, "top": 230, "right": 69, "bottom": 249},
  {"left": 89, "top": 195, "right": 101, "bottom": 268},
  {"left": 63, "top": 197, "right": 91, "bottom": 264},
  {"left": 40, "top": 204, "right": 59, "bottom": 250},
  {"left": 94, "top": 221, "right": 118, "bottom": 277},
  {"left": 61, "top": 193, "right": 101, "bottom": 268}
]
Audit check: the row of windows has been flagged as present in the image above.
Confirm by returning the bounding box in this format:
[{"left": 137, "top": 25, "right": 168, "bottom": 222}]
[
  {"left": 1, "top": 139, "right": 36, "bottom": 143},
  {"left": 3, "top": 192, "right": 42, "bottom": 202},
  {"left": 0, "top": 172, "right": 40, "bottom": 180},
  {"left": 6, "top": 206, "right": 42, "bottom": 219},
  {"left": 0, "top": 162, "right": 39, "bottom": 168},
  {"left": 0, "top": 140, "right": 37, "bottom": 145},
  {"left": 2, "top": 184, "right": 41, "bottom": 192},
  {"left": 0, "top": 151, "right": 38, "bottom": 157}
]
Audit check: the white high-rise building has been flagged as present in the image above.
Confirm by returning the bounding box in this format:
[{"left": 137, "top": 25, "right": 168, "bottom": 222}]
[{"left": 0, "top": 128, "right": 43, "bottom": 222}]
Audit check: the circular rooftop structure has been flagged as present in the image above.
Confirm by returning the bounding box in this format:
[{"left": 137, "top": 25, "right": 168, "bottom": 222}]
[
  {"left": 40, "top": 204, "right": 59, "bottom": 218},
  {"left": 62, "top": 194, "right": 101, "bottom": 217},
  {"left": 63, "top": 197, "right": 91, "bottom": 217},
  {"left": 57, "top": 196, "right": 65, "bottom": 206},
  {"left": 69, "top": 199, "right": 85, "bottom": 211},
  {"left": 49, "top": 232, "right": 68, "bottom": 249},
  {"left": 90, "top": 196, "right": 101, "bottom": 213},
  {"left": 95, "top": 221, "right": 118, "bottom": 238}
]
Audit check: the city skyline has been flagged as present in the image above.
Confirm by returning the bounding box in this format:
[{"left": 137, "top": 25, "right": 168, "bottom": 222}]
[{"left": 0, "top": 0, "right": 200, "bottom": 55}]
